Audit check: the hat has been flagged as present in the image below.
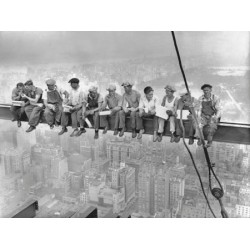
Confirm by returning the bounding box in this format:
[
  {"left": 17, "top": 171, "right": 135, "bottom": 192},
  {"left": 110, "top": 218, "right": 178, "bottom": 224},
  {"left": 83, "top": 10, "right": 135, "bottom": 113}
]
[
  {"left": 24, "top": 80, "right": 33, "bottom": 86},
  {"left": 107, "top": 84, "right": 116, "bottom": 91},
  {"left": 164, "top": 85, "right": 176, "bottom": 92},
  {"left": 89, "top": 86, "right": 98, "bottom": 92},
  {"left": 68, "top": 78, "right": 80, "bottom": 84},
  {"left": 121, "top": 82, "right": 133, "bottom": 87},
  {"left": 201, "top": 84, "right": 212, "bottom": 90},
  {"left": 45, "top": 78, "right": 56, "bottom": 85}
]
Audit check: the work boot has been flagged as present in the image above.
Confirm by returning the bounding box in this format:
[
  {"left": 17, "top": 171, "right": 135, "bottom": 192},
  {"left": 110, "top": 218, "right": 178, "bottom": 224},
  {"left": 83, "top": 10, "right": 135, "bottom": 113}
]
[
  {"left": 94, "top": 130, "right": 99, "bottom": 139},
  {"left": 50, "top": 124, "right": 54, "bottom": 129},
  {"left": 76, "top": 128, "right": 86, "bottom": 137},
  {"left": 170, "top": 133, "right": 175, "bottom": 143},
  {"left": 132, "top": 129, "right": 137, "bottom": 138},
  {"left": 174, "top": 135, "right": 181, "bottom": 143},
  {"left": 26, "top": 126, "right": 36, "bottom": 133},
  {"left": 197, "top": 139, "right": 202, "bottom": 146},
  {"left": 58, "top": 127, "right": 68, "bottom": 135},
  {"left": 153, "top": 131, "right": 158, "bottom": 142},
  {"left": 103, "top": 126, "right": 108, "bottom": 134},
  {"left": 206, "top": 141, "right": 212, "bottom": 148},
  {"left": 114, "top": 129, "right": 119, "bottom": 136},
  {"left": 206, "top": 135, "right": 213, "bottom": 148},
  {"left": 17, "top": 121, "right": 21, "bottom": 127},
  {"left": 70, "top": 128, "right": 79, "bottom": 137},
  {"left": 157, "top": 133, "right": 163, "bottom": 142},
  {"left": 137, "top": 129, "right": 144, "bottom": 139},
  {"left": 119, "top": 128, "right": 125, "bottom": 137},
  {"left": 188, "top": 137, "right": 194, "bottom": 145}
]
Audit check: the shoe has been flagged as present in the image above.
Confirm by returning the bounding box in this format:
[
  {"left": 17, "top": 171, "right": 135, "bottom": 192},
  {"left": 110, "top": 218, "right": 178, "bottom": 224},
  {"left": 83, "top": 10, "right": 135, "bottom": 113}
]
[
  {"left": 170, "top": 133, "right": 175, "bottom": 143},
  {"left": 188, "top": 137, "right": 194, "bottom": 145},
  {"left": 50, "top": 125, "right": 54, "bottom": 129},
  {"left": 157, "top": 133, "right": 162, "bottom": 142},
  {"left": 26, "top": 126, "right": 36, "bottom": 133},
  {"left": 119, "top": 128, "right": 125, "bottom": 137},
  {"left": 70, "top": 128, "right": 79, "bottom": 137},
  {"left": 94, "top": 130, "right": 99, "bottom": 139},
  {"left": 206, "top": 141, "right": 212, "bottom": 148},
  {"left": 137, "top": 129, "right": 144, "bottom": 139},
  {"left": 174, "top": 135, "right": 181, "bottom": 143},
  {"left": 58, "top": 127, "right": 68, "bottom": 135},
  {"left": 153, "top": 132, "right": 158, "bottom": 142},
  {"left": 17, "top": 121, "right": 21, "bottom": 127},
  {"left": 132, "top": 129, "right": 137, "bottom": 138},
  {"left": 114, "top": 129, "right": 119, "bottom": 136},
  {"left": 55, "top": 121, "right": 59, "bottom": 127},
  {"left": 197, "top": 139, "right": 202, "bottom": 146},
  {"left": 76, "top": 128, "right": 86, "bottom": 136},
  {"left": 103, "top": 126, "right": 108, "bottom": 134}
]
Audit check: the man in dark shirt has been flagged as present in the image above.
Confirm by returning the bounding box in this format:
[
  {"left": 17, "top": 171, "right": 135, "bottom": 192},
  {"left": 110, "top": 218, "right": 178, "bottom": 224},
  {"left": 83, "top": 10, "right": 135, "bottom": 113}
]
[
  {"left": 10, "top": 82, "right": 29, "bottom": 127},
  {"left": 101, "top": 84, "right": 122, "bottom": 135},
  {"left": 81, "top": 86, "right": 103, "bottom": 139},
  {"left": 21, "top": 80, "right": 44, "bottom": 132},
  {"left": 118, "top": 82, "right": 141, "bottom": 138}
]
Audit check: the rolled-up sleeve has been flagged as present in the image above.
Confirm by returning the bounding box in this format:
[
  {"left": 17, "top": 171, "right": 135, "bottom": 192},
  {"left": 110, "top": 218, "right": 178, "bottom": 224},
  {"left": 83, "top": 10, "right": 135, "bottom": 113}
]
[{"left": 139, "top": 98, "right": 144, "bottom": 109}]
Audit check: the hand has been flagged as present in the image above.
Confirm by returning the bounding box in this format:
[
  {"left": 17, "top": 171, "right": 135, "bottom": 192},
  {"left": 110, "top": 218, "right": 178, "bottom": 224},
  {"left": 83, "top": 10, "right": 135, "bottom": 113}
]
[
  {"left": 123, "top": 107, "right": 129, "bottom": 113},
  {"left": 130, "top": 107, "right": 136, "bottom": 112},
  {"left": 21, "top": 93, "right": 28, "bottom": 99},
  {"left": 166, "top": 110, "right": 173, "bottom": 116},
  {"left": 63, "top": 99, "right": 69, "bottom": 105},
  {"left": 70, "top": 106, "right": 75, "bottom": 111},
  {"left": 150, "top": 110, "right": 156, "bottom": 115},
  {"left": 139, "top": 111, "right": 144, "bottom": 118},
  {"left": 89, "top": 110, "right": 94, "bottom": 115},
  {"left": 37, "top": 103, "right": 43, "bottom": 108}
]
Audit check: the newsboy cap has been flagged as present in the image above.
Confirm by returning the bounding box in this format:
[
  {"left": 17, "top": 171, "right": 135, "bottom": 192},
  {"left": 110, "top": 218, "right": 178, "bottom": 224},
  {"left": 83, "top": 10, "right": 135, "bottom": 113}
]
[
  {"left": 89, "top": 86, "right": 98, "bottom": 92},
  {"left": 164, "top": 85, "right": 176, "bottom": 92},
  {"left": 45, "top": 78, "right": 56, "bottom": 85},
  {"left": 68, "top": 78, "right": 80, "bottom": 84},
  {"left": 201, "top": 84, "right": 212, "bottom": 90},
  {"left": 107, "top": 84, "right": 116, "bottom": 91},
  {"left": 121, "top": 82, "right": 133, "bottom": 87}
]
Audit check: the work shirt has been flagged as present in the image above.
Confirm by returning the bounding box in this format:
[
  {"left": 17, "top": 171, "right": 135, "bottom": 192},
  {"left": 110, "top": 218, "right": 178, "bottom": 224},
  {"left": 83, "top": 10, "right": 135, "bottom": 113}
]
[
  {"left": 27, "top": 86, "right": 43, "bottom": 104},
  {"left": 85, "top": 93, "right": 103, "bottom": 109},
  {"left": 161, "top": 95, "right": 178, "bottom": 113},
  {"left": 45, "top": 86, "right": 66, "bottom": 104},
  {"left": 139, "top": 95, "right": 159, "bottom": 112},
  {"left": 198, "top": 94, "right": 221, "bottom": 118},
  {"left": 68, "top": 87, "right": 86, "bottom": 106},
  {"left": 122, "top": 89, "right": 141, "bottom": 109},
  {"left": 102, "top": 93, "right": 123, "bottom": 109}
]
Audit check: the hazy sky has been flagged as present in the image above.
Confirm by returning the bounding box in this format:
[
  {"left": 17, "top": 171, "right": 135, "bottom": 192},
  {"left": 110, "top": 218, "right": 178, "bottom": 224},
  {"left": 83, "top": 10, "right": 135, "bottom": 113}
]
[{"left": 0, "top": 31, "right": 249, "bottom": 65}]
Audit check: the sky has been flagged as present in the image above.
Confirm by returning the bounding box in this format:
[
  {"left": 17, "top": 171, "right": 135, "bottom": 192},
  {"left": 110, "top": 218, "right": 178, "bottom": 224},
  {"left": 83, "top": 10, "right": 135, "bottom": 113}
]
[{"left": 0, "top": 31, "right": 249, "bottom": 65}]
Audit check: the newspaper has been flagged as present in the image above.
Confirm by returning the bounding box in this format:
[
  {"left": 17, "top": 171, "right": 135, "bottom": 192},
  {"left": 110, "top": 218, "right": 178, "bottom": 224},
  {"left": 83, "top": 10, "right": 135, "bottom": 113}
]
[
  {"left": 100, "top": 110, "right": 111, "bottom": 116},
  {"left": 12, "top": 101, "right": 24, "bottom": 107},
  {"left": 176, "top": 110, "right": 190, "bottom": 120},
  {"left": 155, "top": 105, "right": 169, "bottom": 120}
]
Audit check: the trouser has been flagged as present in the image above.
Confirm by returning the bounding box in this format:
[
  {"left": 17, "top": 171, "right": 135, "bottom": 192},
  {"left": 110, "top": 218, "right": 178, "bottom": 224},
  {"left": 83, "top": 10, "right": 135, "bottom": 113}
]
[
  {"left": 158, "top": 116, "right": 175, "bottom": 133},
  {"left": 118, "top": 110, "right": 137, "bottom": 129},
  {"left": 194, "top": 115, "right": 219, "bottom": 138},
  {"left": 61, "top": 108, "right": 83, "bottom": 129},
  {"left": 175, "top": 118, "right": 196, "bottom": 137},
  {"left": 10, "top": 105, "right": 25, "bottom": 121},
  {"left": 82, "top": 110, "right": 100, "bottom": 130},
  {"left": 24, "top": 105, "right": 43, "bottom": 127},
  {"left": 44, "top": 105, "right": 63, "bottom": 126},
  {"left": 102, "top": 110, "right": 120, "bottom": 130},
  {"left": 135, "top": 112, "right": 158, "bottom": 131}
]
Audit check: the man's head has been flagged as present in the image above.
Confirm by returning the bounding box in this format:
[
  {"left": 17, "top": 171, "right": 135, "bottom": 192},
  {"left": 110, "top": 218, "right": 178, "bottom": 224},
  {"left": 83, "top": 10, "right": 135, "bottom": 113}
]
[
  {"left": 144, "top": 86, "right": 154, "bottom": 101},
  {"left": 164, "top": 85, "right": 176, "bottom": 97},
  {"left": 16, "top": 82, "right": 24, "bottom": 92},
  {"left": 107, "top": 84, "right": 116, "bottom": 96},
  {"left": 122, "top": 82, "right": 133, "bottom": 94},
  {"left": 201, "top": 84, "right": 212, "bottom": 97},
  {"left": 24, "top": 80, "right": 34, "bottom": 91},
  {"left": 89, "top": 86, "right": 98, "bottom": 98},
  {"left": 45, "top": 78, "right": 56, "bottom": 91},
  {"left": 180, "top": 91, "right": 191, "bottom": 103},
  {"left": 68, "top": 78, "right": 80, "bottom": 90}
]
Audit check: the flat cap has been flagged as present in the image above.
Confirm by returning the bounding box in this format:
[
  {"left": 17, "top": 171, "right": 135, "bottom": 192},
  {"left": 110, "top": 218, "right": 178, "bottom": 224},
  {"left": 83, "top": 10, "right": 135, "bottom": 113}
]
[
  {"left": 45, "top": 78, "right": 56, "bottom": 85},
  {"left": 24, "top": 80, "right": 33, "bottom": 86},
  {"left": 201, "top": 84, "right": 212, "bottom": 90},
  {"left": 68, "top": 78, "right": 80, "bottom": 84},
  {"left": 89, "top": 86, "right": 98, "bottom": 92},
  {"left": 107, "top": 84, "right": 116, "bottom": 91},
  {"left": 121, "top": 81, "right": 133, "bottom": 87},
  {"left": 164, "top": 85, "right": 176, "bottom": 92}
]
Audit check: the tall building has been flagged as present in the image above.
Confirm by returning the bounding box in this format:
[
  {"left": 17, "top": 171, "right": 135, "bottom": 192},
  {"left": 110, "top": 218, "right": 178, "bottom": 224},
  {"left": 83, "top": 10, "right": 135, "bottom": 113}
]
[
  {"left": 169, "top": 176, "right": 185, "bottom": 209},
  {"left": 51, "top": 157, "right": 68, "bottom": 179}
]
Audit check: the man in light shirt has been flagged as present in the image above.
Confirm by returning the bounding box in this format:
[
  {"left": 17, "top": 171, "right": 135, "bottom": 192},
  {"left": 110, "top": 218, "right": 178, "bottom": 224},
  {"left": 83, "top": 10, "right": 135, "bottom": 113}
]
[
  {"left": 195, "top": 84, "right": 221, "bottom": 148},
  {"left": 101, "top": 84, "right": 122, "bottom": 135},
  {"left": 44, "top": 78, "right": 69, "bottom": 129},
  {"left": 137, "top": 86, "right": 159, "bottom": 141},
  {"left": 58, "top": 78, "right": 86, "bottom": 137}
]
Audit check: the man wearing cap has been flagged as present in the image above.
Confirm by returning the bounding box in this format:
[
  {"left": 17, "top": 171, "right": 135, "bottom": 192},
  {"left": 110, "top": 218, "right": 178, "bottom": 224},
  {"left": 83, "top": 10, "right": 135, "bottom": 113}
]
[
  {"left": 21, "top": 80, "right": 44, "bottom": 133},
  {"left": 10, "top": 82, "right": 30, "bottom": 127},
  {"left": 101, "top": 84, "right": 122, "bottom": 135},
  {"left": 58, "top": 78, "right": 86, "bottom": 137},
  {"left": 175, "top": 91, "right": 199, "bottom": 144},
  {"left": 118, "top": 82, "right": 141, "bottom": 138},
  {"left": 157, "top": 85, "right": 178, "bottom": 142},
  {"left": 81, "top": 85, "right": 103, "bottom": 139},
  {"left": 137, "top": 86, "right": 159, "bottom": 141},
  {"left": 44, "top": 78, "right": 69, "bottom": 129},
  {"left": 195, "top": 84, "right": 221, "bottom": 147}
]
